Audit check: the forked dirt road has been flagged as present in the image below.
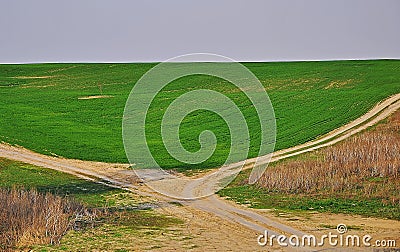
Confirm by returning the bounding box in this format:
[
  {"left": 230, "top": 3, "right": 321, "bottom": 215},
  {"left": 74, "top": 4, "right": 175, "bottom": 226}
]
[{"left": 1, "top": 93, "right": 400, "bottom": 251}]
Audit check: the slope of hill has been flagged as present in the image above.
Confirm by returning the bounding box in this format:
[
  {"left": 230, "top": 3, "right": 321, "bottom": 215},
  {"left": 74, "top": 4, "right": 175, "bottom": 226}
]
[{"left": 0, "top": 60, "right": 399, "bottom": 169}]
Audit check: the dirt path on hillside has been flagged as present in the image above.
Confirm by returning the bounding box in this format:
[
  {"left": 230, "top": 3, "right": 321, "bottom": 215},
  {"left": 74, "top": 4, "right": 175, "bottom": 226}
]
[
  {"left": 1, "top": 93, "right": 400, "bottom": 251},
  {"left": 249, "top": 93, "right": 400, "bottom": 166}
]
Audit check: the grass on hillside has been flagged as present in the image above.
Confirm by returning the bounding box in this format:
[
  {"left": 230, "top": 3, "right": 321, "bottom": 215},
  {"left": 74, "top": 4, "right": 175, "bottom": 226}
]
[
  {"left": 0, "top": 60, "right": 399, "bottom": 170},
  {"left": 0, "top": 158, "right": 185, "bottom": 251},
  {"left": 0, "top": 157, "right": 118, "bottom": 206},
  {"left": 219, "top": 110, "right": 400, "bottom": 220}
]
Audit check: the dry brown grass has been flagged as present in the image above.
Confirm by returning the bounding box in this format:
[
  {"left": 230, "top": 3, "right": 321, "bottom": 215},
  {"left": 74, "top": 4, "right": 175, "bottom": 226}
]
[
  {"left": 0, "top": 188, "right": 95, "bottom": 251},
  {"left": 257, "top": 110, "right": 400, "bottom": 205}
]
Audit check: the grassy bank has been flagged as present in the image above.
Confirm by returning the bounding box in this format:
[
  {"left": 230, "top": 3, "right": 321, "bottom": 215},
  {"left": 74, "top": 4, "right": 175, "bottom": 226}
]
[
  {"left": 219, "top": 110, "right": 400, "bottom": 220},
  {"left": 1, "top": 60, "right": 399, "bottom": 170},
  {"left": 0, "top": 158, "right": 185, "bottom": 251}
]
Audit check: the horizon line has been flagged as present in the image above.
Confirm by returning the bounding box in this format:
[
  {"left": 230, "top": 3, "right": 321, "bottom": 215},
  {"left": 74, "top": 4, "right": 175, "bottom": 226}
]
[{"left": 1, "top": 57, "right": 399, "bottom": 65}]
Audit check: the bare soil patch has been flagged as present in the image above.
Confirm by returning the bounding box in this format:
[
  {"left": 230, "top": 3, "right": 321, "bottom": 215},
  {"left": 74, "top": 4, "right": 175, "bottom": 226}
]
[
  {"left": 77, "top": 95, "right": 114, "bottom": 100},
  {"left": 9, "top": 76, "right": 56, "bottom": 79},
  {"left": 324, "top": 79, "right": 356, "bottom": 89},
  {"left": 20, "top": 84, "right": 57, "bottom": 89}
]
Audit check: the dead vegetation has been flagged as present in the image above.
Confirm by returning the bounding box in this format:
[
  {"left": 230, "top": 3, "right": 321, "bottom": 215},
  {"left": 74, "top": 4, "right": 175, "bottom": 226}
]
[
  {"left": 256, "top": 110, "right": 400, "bottom": 205},
  {"left": 0, "top": 188, "right": 98, "bottom": 251},
  {"left": 324, "top": 79, "right": 356, "bottom": 89}
]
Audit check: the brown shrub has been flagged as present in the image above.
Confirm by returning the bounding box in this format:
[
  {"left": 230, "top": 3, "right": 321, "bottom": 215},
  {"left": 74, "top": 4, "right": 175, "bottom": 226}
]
[
  {"left": 257, "top": 110, "right": 400, "bottom": 204},
  {"left": 0, "top": 188, "right": 93, "bottom": 251}
]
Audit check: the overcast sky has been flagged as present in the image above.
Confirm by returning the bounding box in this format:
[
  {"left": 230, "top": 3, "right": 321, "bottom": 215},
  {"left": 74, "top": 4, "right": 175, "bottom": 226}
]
[{"left": 1, "top": 0, "right": 399, "bottom": 63}]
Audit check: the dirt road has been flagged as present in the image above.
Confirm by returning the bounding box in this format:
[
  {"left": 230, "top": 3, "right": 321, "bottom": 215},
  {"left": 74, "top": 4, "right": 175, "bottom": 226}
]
[{"left": 1, "top": 93, "right": 400, "bottom": 251}]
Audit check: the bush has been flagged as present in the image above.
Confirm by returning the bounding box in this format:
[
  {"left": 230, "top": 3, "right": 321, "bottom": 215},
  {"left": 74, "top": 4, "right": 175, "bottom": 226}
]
[
  {"left": 257, "top": 111, "right": 400, "bottom": 205},
  {"left": 0, "top": 188, "right": 91, "bottom": 251}
]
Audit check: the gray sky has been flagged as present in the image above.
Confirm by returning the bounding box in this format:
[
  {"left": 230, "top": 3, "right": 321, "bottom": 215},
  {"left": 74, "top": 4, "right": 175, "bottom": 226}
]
[{"left": 1, "top": 0, "right": 399, "bottom": 63}]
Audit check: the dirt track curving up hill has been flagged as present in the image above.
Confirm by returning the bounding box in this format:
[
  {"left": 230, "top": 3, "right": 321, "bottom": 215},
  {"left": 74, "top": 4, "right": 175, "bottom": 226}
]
[{"left": 1, "top": 93, "right": 400, "bottom": 251}]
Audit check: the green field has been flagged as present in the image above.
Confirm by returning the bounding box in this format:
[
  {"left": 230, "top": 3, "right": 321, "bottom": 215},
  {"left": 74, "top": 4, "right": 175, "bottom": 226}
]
[{"left": 1, "top": 60, "right": 399, "bottom": 169}]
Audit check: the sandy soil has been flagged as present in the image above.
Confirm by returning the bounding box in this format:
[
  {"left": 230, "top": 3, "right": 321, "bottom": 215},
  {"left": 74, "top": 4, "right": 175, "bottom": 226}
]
[
  {"left": 8, "top": 75, "right": 57, "bottom": 79},
  {"left": 78, "top": 95, "right": 115, "bottom": 100}
]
